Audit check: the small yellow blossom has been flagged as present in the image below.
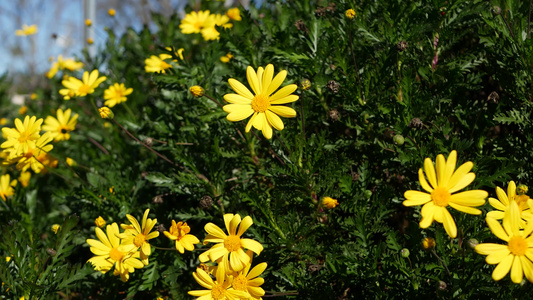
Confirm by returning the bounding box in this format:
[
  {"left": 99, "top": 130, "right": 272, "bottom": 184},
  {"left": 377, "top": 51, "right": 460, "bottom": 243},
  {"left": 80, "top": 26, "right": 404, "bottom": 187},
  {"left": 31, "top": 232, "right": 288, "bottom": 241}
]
[
  {"left": 52, "top": 224, "right": 61, "bottom": 234},
  {"left": 6, "top": 256, "right": 11, "bottom": 262},
  {"left": 15, "top": 24, "right": 38, "bottom": 36},
  {"left": 30, "top": 93, "right": 37, "bottom": 100},
  {"left": 322, "top": 196, "right": 339, "bottom": 209},
  {"left": 108, "top": 9, "right": 116, "bottom": 16},
  {"left": 95, "top": 216, "right": 106, "bottom": 228},
  {"left": 85, "top": 19, "right": 92, "bottom": 26},
  {"left": 18, "top": 106, "right": 28, "bottom": 115},
  {"left": 87, "top": 38, "right": 94, "bottom": 45},
  {"left": 99, "top": 107, "right": 114, "bottom": 120},
  {"left": 65, "top": 157, "right": 77, "bottom": 166},
  {"left": 144, "top": 54, "right": 173, "bottom": 73},
  {"left": 517, "top": 184, "right": 528, "bottom": 195},
  {"left": 18, "top": 171, "right": 31, "bottom": 188},
  {"left": 104, "top": 83, "right": 133, "bottom": 107},
  {"left": 1, "top": 115, "right": 44, "bottom": 158},
  {"left": 42, "top": 108, "right": 78, "bottom": 141},
  {"left": 0, "top": 118, "right": 7, "bottom": 126},
  {"left": 180, "top": 10, "right": 212, "bottom": 34},
  {"left": 226, "top": 8, "right": 242, "bottom": 21},
  {"left": 422, "top": 237, "right": 436, "bottom": 250},
  {"left": 189, "top": 86, "right": 204, "bottom": 97},
  {"left": 0, "top": 174, "right": 15, "bottom": 201},
  {"left": 345, "top": 9, "right": 356, "bottom": 19},
  {"left": 61, "top": 70, "right": 107, "bottom": 99},
  {"left": 118, "top": 209, "right": 160, "bottom": 265},
  {"left": 220, "top": 53, "right": 234, "bottom": 63},
  {"left": 164, "top": 220, "right": 200, "bottom": 253}
]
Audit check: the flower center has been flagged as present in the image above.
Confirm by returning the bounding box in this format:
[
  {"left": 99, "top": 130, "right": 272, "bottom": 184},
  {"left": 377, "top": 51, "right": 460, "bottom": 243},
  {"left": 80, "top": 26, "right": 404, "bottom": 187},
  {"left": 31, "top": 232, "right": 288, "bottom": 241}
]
[
  {"left": 18, "top": 131, "right": 31, "bottom": 143},
  {"left": 194, "top": 21, "right": 204, "bottom": 30},
  {"left": 60, "top": 127, "right": 68, "bottom": 134},
  {"left": 431, "top": 187, "right": 450, "bottom": 207},
  {"left": 251, "top": 94, "right": 270, "bottom": 113},
  {"left": 211, "top": 284, "right": 226, "bottom": 300},
  {"left": 224, "top": 235, "right": 241, "bottom": 252},
  {"left": 78, "top": 84, "right": 91, "bottom": 95},
  {"left": 109, "top": 247, "right": 124, "bottom": 261},
  {"left": 133, "top": 233, "right": 146, "bottom": 247},
  {"left": 508, "top": 235, "right": 528, "bottom": 256},
  {"left": 232, "top": 274, "right": 248, "bottom": 291}
]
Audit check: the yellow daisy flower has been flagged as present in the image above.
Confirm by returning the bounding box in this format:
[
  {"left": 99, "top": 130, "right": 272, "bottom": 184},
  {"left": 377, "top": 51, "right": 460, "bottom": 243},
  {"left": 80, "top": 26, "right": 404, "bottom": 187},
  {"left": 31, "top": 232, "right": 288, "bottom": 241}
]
[
  {"left": 164, "top": 220, "right": 200, "bottom": 254},
  {"left": 144, "top": 54, "right": 173, "bottom": 73},
  {"left": 180, "top": 10, "right": 213, "bottom": 34},
  {"left": 188, "top": 267, "right": 249, "bottom": 300},
  {"left": 488, "top": 181, "right": 533, "bottom": 227},
  {"left": 61, "top": 70, "right": 107, "bottom": 98},
  {"left": 15, "top": 24, "right": 38, "bottom": 36},
  {"left": 1, "top": 116, "right": 43, "bottom": 158},
  {"left": 103, "top": 83, "right": 133, "bottom": 107},
  {"left": 199, "top": 213, "right": 263, "bottom": 273},
  {"left": 223, "top": 64, "right": 299, "bottom": 139},
  {"left": 403, "top": 150, "right": 488, "bottom": 238},
  {"left": 10, "top": 132, "right": 54, "bottom": 173},
  {"left": 86, "top": 223, "right": 144, "bottom": 282},
  {"left": 18, "top": 171, "right": 31, "bottom": 188},
  {"left": 0, "top": 174, "right": 15, "bottom": 201},
  {"left": 42, "top": 108, "right": 78, "bottom": 141},
  {"left": 475, "top": 201, "right": 533, "bottom": 283},
  {"left": 232, "top": 250, "right": 267, "bottom": 300},
  {"left": 322, "top": 196, "right": 339, "bottom": 209},
  {"left": 226, "top": 8, "right": 242, "bottom": 21},
  {"left": 118, "top": 209, "right": 160, "bottom": 265}
]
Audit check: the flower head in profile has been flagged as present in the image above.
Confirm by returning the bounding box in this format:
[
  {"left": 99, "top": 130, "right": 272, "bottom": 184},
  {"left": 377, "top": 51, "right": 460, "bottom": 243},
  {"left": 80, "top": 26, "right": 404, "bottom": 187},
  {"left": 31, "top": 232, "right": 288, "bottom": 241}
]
[
  {"left": 163, "top": 220, "right": 200, "bottom": 254},
  {"left": 188, "top": 267, "right": 249, "bottom": 300},
  {"left": 226, "top": 8, "right": 242, "bottom": 21},
  {"left": 475, "top": 201, "right": 533, "bottom": 283},
  {"left": 86, "top": 222, "right": 144, "bottom": 282},
  {"left": 231, "top": 250, "right": 267, "bottom": 300},
  {"left": 403, "top": 150, "right": 488, "bottom": 238},
  {"left": 1, "top": 116, "right": 43, "bottom": 158},
  {"left": 42, "top": 108, "right": 78, "bottom": 141},
  {"left": 61, "top": 70, "right": 107, "bottom": 98},
  {"left": 488, "top": 181, "right": 533, "bottom": 227},
  {"left": 98, "top": 107, "right": 114, "bottom": 120},
  {"left": 223, "top": 64, "right": 299, "bottom": 139},
  {"left": 145, "top": 54, "right": 172, "bottom": 73},
  {"left": 322, "top": 196, "right": 339, "bottom": 209},
  {"left": 118, "top": 209, "right": 160, "bottom": 265},
  {"left": 15, "top": 24, "right": 38, "bottom": 36},
  {"left": 199, "top": 213, "right": 263, "bottom": 273},
  {"left": 180, "top": 10, "right": 213, "bottom": 34},
  {"left": 95, "top": 216, "right": 106, "bottom": 228},
  {"left": 0, "top": 174, "right": 16, "bottom": 201},
  {"left": 189, "top": 86, "right": 204, "bottom": 97},
  {"left": 104, "top": 83, "right": 133, "bottom": 107}
]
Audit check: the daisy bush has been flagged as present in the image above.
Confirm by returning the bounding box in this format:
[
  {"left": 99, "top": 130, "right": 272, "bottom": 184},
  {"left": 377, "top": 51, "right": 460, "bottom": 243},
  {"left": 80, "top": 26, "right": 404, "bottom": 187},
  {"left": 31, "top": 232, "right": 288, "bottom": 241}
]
[{"left": 1, "top": 0, "right": 533, "bottom": 299}]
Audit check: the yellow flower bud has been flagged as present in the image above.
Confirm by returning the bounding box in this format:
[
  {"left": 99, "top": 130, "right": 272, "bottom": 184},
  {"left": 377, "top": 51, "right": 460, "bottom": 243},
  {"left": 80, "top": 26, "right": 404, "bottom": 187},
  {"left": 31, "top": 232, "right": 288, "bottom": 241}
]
[
  {"left": 422, "top": 237, "right": 435, "bottom": 250},
  {"left": 65, "top": 157, "right": 77, "bottom": 167},
  {"left": 322, "top": 196, "right": 339, "bottom": 209},
  {"left": 85, "top": 19, "right": 92, "bottom": 27},
  {"left": 51, "top": 224, "right": 61, "bottom": 234},
  {"left": 18, "top": 106, "right": 28, "bottom": 115},
  {"left": 95, "top": 216, "right": 106, "bottom": 228},
  {"left": 345, "top": 9, "right": 356, "bottom": 19},
  {"left": 87, "top": 38, "right": 94, "bottom": 45},
  {"left": 99, "top": 107, "right": 114, "bottom": 119},
  {"left": 108, "top": 9, "right": 116, "bottom": 16},
  {"left": 189, "top": 86, "right": 205, "bottom": 97}
]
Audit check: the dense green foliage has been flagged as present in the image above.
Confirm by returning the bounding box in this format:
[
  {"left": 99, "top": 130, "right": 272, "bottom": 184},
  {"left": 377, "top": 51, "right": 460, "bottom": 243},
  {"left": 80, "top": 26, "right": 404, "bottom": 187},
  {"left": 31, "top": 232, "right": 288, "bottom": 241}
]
[{"left": 1, "top": 0, "right": 533, "bottom": 298}]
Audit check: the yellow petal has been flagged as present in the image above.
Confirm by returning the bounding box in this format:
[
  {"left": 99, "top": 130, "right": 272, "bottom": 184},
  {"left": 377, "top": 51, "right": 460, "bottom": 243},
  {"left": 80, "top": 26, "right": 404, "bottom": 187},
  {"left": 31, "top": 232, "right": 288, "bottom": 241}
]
[
  {"left": 447, "top": 161, "right": 474, "bottom": 192},
  {"left": 247, "top": 66, "right": 261, "bottom": 95},
  {"left": 424, "top": 157, "right": 437, "bottom": 189},
  {"left": 448, "top": 202, "right": 481, "bottom": 215},
  {"left": 245, "top": 112, "right": 258, "bottom": 132},
  {"left": 486, "top": 217, "right": 510, "bottom": 242},
  {"left": 403, "top": 191, "right": 431, "bottom": 206},
  {"left": 268, "top": 105, "right": 296, "bottom": 118},
  {"left": 237, "top": 216, "right": 253, "bottom": 236},
  {"left": 228, "top": 78, "right": 254, "bottom": 99},
  {"left": 486, "top": 210, "right": 505, "bottom": 220},
  {"left": 225, "top": 105, "right": 254, "bottom": 122},
  {"left": 261, "top": 120, "right": 273, "bottom": 139},
  {"left": 205, "top": 223, "right": 227, "bottom": 239},
  {"left": 418, "top": 168, "right": 433, "bottom": 192},
  {"left": 449, "top": 190, "right": 487, "bottom": 206},
  {"left": 520, "top": 256, "right": 533, "bottom": 283},
  {"left": 269, "top": 85, "right": 298, "bottom": 102},
  {"left": 436, "top": 154, "right": 446, "bottom": 187},
  {"left": 266, "top": 70, "right": 287, "bottom": 95},
  {"left": 419, "top": 202, "right": 435, "bottom": 228},
  {"left": 229, "top": 214, "right": 241, "bottom": 235},
  {"left": 448, "top": 172, "right": 475, "bottom": 194},
  {"left": 443, "top": 150, "right": 457, "bottom": 186},
  {"left": 262, "top": 64, "right": 274, "bottom": 93},
  {"left": 510, "top": 255, "right": 524, "bottom": 284},
  {"left": 442, "top": 208, "right": 457, "bottom": 238},
  {"left": 492, "top": 254, "right": 514, "bottom": 281},
  {"left": 508, "top": 181, "right": 517, "bottom": 200},
  {"left": 508, "top": 201, "right": 521, "bottom": 236},
  {"left": 488, "top": 197, "right": 507, "bottom": 211},
  {"left": 475, "top": 243, "right": 508, "bottom": 255},
  {"left": 486, "top": 248, "right": 511, "bottom": 264},
  {"left": 269, "top": 95, "right": 299, "bottom": 105},
  {"left": 265, "top": 110, "right": 284, "bottom": 131},
  {"left": 224, "top": 93, "right": 253, "bottom": 104},
  {"left": 241, "top": 238, "right": 263, "bottom": 255},
  {"left": 496, "top": 186, "right": 509, "bottom": 206},
  {"left": 252, "top": 112, "right": 265, "bottom": 130}
]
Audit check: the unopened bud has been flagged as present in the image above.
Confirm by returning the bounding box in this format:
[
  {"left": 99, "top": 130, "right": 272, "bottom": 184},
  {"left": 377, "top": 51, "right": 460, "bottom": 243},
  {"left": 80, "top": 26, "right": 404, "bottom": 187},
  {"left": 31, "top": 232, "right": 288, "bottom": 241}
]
[
  {"left": 99, "top": 107, "right": 114, "bottom": 120},
  {"left": 393, "top": 134, "right": 405, "bottom": 145},
  {"left": 400, "top": 248, "right": 410, "bottom": 258},
  {"left": 467, "top": 238, "right": 479, "bottom": 250},
  {"left": 300, "top": 79, "right": 311, "bottom": 90},
  {"left": 422, "top": 237, "right": 435, "bottom": 250},
  {"left": 189, "top": 85, "right": 204, "bottom": 97}
]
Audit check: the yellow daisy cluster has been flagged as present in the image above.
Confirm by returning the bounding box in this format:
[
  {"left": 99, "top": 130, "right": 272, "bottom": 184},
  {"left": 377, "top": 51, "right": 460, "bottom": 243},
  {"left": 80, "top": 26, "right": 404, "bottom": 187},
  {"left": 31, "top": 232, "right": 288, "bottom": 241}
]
[
  {"left": 86, "top": 209, "right": 158, "bottom": 281},
  {"left": 180, "top": 8, "right": 240, "bottom": 41},
  {"left": 189, "top": 213, "right": 267, "bottom": 300},
  {"left": 0, "top": 116, "right": 55, "bottom": 174},
  {"left": 15, "top": 24, "right": 37, "bottom": 36},
  {"left": 404, "top": 150, "right": 533, "bottom": 283},
  {"left": 46, "top": 55, "right": 84, "bottom": 78}
]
